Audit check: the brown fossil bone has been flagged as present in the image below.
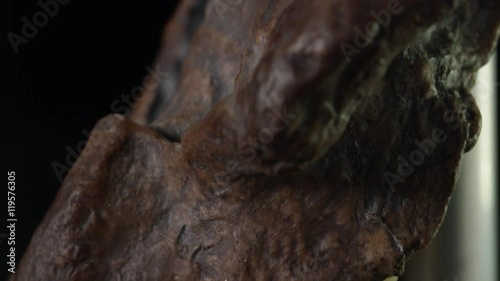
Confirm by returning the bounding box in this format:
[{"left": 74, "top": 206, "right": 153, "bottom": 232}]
[{"left": 13, "top": 0, "right": 499, "bottom": 280}]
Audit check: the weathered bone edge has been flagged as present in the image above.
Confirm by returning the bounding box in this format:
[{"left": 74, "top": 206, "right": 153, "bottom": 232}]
[{"left": 13, "top": 0, "right": 499, "bottom": 280}]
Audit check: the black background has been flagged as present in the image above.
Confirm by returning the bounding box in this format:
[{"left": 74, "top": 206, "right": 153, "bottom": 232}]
[
  {"left": 3, "top": 0, "right": 179, "bottom": 279},
  {"left": 1, "top": 0, "right": 499, "bottom": 280}
]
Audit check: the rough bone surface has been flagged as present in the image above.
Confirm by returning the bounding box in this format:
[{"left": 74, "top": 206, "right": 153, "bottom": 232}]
[{"left": 13, "top": 0, "right": 499, "bottom": 280}]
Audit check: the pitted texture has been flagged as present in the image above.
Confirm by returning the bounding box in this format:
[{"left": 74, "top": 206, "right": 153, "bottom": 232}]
[{"left": 13, "top": 0, "right": 499, "bottom": 280}]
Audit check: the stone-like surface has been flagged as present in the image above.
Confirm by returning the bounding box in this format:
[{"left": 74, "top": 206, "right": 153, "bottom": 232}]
[{"left": 13, "top": 0, "right": 499, "bottom": 280}]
